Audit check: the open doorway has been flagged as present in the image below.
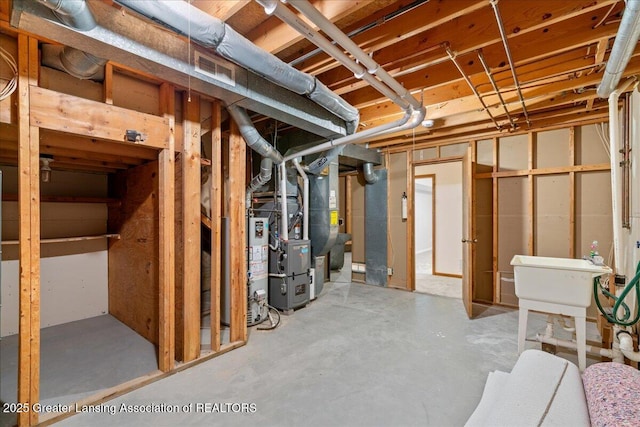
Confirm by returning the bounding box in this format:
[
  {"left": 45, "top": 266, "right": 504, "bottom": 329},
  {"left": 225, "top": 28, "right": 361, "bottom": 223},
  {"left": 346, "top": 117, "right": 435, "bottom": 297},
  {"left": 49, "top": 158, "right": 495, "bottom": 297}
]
[
  {"left": 414, "top": 175, "right": 435, "bottom": 275},
  {"left": 413, "top": 162, "right": 463, "bottom": 298}
]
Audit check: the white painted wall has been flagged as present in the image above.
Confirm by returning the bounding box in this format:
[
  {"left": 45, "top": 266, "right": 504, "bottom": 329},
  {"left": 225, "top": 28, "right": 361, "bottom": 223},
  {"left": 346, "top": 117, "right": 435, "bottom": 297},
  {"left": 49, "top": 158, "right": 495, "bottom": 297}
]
[
  {"left": 1, "top": 166, "right": 110, "bottom": 337},
  {"left": 415, "top": 162, "right": 463, "bottom": 275},
  {"left": 1, "top": 251, "right": 109, "bottom": 336},
  {"left": 414, "top": 179, "right": 433, "bottom": 253}
]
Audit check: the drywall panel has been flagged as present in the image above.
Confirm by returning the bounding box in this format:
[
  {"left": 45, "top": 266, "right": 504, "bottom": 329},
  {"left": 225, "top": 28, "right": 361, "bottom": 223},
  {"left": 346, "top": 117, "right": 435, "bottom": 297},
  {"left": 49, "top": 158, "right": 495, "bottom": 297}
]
[
  {"left": 1, "top": 250, "right": 109, "bottom": 337},
  {"left": 112, "top": 72, "right": 160, "bottom": 116},
  {"left": 2, "top": 201, "right": 107, "bottom": 260},
  {"left": 414, "top": 178, "right": 433, "bottom": 253},
  {"left": 0, "top": 165, "right": 108, "bottom": 198},
  {"left": 534, "top": 174, "right": 570, "bottom": 257},
  {"left": 39, "top": 66, "right": 103, "bottom": 102},
  {"left": 576, "top": 124, "right": 610, "bottom": 165},
  {"left": 388, "top": 152, "right": 407, "bottom": 288},
  {"left": 412, "top": 147, "right": 437, "bottom": 162},
  {"left": 477, "top": 139, "right": 494, "bottom": 168},
  {"left": 440, "top": 142, "right": 469, "bottom": 158},
  {"left": 108, "top": 161, "right": 160, "bottom": 345},
  {"left": 498, "top": 134, "right": 528, "bottom": 171},
  {"left": 498, "top": 177, "right": 529, "bottom": 305},
  {"left": 415, "top": 162, "right": 462, "bottom": 276},
  {"left": 536, "top": 128, "right": 571, "bottom": 169},
  {"left": 576, "top": 171, "right": 613, "bottom": 318},
  {"left": 576, "top": 171, "right": 613, "bottom": 259}
]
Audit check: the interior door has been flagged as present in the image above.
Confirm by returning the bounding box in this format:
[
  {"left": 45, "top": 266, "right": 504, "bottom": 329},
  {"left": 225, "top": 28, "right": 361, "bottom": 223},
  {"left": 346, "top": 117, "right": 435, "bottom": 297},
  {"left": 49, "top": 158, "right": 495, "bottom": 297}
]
[{"left": 462, "top": 147, "right": 475, "bottom": 318}]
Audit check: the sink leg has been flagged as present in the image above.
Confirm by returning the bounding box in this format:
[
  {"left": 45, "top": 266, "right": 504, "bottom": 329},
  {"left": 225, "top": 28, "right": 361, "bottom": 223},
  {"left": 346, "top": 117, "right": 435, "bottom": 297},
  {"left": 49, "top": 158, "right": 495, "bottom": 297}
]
[
  {"left": 575, "top": 315, "right": 586, "bottom": 371},
  {"left": 518, "top": 306, "right": 528, "bottom": 354}
]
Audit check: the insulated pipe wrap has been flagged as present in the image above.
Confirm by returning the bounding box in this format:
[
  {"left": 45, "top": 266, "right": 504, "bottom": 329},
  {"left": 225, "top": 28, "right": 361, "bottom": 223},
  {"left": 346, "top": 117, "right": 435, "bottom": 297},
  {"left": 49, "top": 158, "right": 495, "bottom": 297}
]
[
  {"left": 115, "top": 0, "right": 358, "bottom": 132},
  {"left": 217, "top": 26, "right": 316, "bottom": 96},
  {"left": 114, "top": 0, "right": 226, "bottom": 47},
  {"left": 598, "top": 0, "right": 640, "bottom": 98},
  {"left": 227, "top": 105, "right": 284, "bottom": 164}
]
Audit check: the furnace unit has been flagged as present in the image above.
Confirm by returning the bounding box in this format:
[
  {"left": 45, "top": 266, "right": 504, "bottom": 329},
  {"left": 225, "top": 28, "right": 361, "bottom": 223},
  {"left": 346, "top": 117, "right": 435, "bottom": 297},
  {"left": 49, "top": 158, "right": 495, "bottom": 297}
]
[{"left": 269, "top": 240, "right": 311, "bottom": 313}]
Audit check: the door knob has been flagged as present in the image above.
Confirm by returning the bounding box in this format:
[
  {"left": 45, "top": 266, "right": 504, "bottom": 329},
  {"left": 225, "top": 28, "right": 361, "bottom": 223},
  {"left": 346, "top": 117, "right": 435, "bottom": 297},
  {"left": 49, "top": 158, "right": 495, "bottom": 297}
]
[{"left": 462, "top": 238, "right": 477, "bottom": 243}]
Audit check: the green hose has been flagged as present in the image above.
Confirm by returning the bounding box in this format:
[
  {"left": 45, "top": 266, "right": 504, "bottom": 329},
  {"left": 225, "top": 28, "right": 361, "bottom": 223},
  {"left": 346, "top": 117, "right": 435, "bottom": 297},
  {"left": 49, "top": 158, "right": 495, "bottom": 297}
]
[{"left": 594, "top": 260, "right": 640, "bottom": 327}]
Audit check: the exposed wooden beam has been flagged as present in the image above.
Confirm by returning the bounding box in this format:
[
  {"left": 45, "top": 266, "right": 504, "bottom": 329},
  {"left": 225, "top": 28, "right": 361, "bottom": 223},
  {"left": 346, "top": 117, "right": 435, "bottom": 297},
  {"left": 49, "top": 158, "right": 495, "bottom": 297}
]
[
  {"left": 192, "top": 0, "right": 251, "bottom": 21},
  {"left": 29, "top": 87, "right": 170, "bottom": 150},
  {"left": 247, "top": 0, "right": 377, "bottom": 55}
]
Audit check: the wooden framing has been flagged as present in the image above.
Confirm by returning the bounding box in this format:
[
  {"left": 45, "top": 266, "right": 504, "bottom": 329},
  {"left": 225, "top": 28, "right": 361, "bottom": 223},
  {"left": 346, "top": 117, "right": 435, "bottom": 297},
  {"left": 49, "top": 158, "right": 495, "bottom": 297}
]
[
  {"left": 210, "top": 100, "right": 223, "bottom": 352},
  {"left": 528, "top": 133, "right": 535, "bottom": 255},
  {"left": 17, "top": 34, "right": 40, "bottom": 427},
  {"left": 228, "top": 119, "right": 247, "bottom": 343},
  {"left": 180, "top": 94, "right": 201, "bottom": 362},
  {"left": 29, "top": 87, "right": 170, "bottom": 150},
  {"left": 568, "top": 127, "right": 576, "bottom": 259},
  {"left": 406, "top": 151, "right": 414, "bottom": 291},
  {"left": 158, "top": 83, "right": 176, "bottom": 372},
  {"left": 492, "top": 138, "right": 500, "bottom": 304}
]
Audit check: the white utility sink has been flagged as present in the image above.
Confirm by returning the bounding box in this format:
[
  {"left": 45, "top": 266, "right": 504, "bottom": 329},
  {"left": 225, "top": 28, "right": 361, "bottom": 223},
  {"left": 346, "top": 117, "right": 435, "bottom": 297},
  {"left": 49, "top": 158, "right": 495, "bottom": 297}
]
[
  {"left": 511, "top": 255, "right": 612, "bottom": 308},
  {"left": 510, "top": 255, "right": 613, "bottom": 372}
]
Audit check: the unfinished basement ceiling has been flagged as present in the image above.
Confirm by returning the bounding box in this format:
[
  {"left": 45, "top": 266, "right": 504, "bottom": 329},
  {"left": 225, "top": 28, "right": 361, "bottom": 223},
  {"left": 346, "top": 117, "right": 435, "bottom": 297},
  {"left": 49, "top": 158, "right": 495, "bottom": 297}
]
[
  {"left": 211, "top": 0, "right": 630, "bottom": 148},
  {"left": 6, "top": 0, "right": 636, "bottom": 152}
]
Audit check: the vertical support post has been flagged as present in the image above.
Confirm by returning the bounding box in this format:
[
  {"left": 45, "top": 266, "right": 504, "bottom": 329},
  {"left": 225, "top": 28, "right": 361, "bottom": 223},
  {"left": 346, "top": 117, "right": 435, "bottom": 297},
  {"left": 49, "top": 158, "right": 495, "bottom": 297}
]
[
  {"left": 405, "top": 150, "right": 414, "bottom": 291},
  {"left": 103, "top": 63, "right": 113, "bottom": 105},
  {"left": 569, "top": 127, "right": 576, "bottom": 259},
  {"left": 210, "top": 100, "right": 222, "bottom": 352},
  {"left": 492, "top": 137, "right": 500, "bottom": 304},
  {"left": 158, "top": 83, "right": 176, "bottom": 372},
  {"left": 17, "top": 35, "right": 40, "bottom": 427},
  {"left": 528, "top": 132, "right": 536, "bottom": 255},
  {"left": 229, "top": 119, "right": 247, "bottom": 343},
  {"left": 181, "top": 94, "right": 201, "bottom": 362}
]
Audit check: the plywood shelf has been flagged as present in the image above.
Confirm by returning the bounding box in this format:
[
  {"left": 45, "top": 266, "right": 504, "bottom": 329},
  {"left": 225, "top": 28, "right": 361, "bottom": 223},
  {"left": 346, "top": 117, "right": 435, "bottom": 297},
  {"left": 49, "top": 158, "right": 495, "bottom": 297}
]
[{"left": 2, "top": 234, "right": 121, "bottom": 245}]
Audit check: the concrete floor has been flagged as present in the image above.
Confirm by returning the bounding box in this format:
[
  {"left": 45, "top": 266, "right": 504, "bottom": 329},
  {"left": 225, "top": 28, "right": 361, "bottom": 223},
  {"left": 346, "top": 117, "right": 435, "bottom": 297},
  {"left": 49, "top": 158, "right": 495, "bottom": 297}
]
[{"left": 2, "top": 263, "right": 603, "bottom": 427}]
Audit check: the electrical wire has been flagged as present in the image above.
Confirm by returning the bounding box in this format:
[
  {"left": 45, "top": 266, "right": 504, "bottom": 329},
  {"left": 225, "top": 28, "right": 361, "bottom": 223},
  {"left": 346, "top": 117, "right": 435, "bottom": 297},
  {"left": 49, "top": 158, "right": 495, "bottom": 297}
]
[
  {"left": 257, "top": 304, "right": 281, "bottom": 330},
  {"left": 0, "top": 46, "right": 18, "bottom": 101}
]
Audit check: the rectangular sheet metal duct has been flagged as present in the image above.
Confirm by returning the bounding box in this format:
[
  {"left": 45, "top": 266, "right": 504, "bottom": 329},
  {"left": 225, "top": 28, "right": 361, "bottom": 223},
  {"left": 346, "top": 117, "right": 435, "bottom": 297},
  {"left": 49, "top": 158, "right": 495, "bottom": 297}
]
[{"left": 11, "top": 0, "right": 348, "bottom": 139}]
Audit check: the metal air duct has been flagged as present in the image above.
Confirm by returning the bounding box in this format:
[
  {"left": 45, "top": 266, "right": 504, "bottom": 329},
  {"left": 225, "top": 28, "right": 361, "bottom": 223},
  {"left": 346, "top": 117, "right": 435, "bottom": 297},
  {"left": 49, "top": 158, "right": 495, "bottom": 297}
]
[
  {"left": 598, "top": 0, "right": 640, "bottom": 98},
  {"left": 114, "top": 0, "right": 359, "bottom": 134},
  {"left": 363, "top": 162, "right": 379, "bottom": 184},
  {"left": 42, "top": 44, "right": 106, "bottom": 80},
  {"left": 35, "top": 0, "right": 96, "bottom": 31}
]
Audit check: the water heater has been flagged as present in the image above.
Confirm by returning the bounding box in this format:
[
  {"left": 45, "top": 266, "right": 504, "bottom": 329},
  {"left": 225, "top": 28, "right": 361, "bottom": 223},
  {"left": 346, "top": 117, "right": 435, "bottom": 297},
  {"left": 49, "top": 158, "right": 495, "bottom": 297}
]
[{"left": 248, "top": 217, "right": 269, "bottom": 324}]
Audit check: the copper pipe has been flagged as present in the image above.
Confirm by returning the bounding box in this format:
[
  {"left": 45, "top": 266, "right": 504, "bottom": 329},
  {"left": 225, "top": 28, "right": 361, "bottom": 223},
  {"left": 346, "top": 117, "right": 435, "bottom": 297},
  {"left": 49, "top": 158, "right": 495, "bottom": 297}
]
[
  {"left": 490, "top": 0, "right": 531, "bottom": 127},
  {"left": 446, "top": 47, "right": 501, "bottom": 130},
  {"left": 477, "top": 50, "right": 516, "bottom": 130}
]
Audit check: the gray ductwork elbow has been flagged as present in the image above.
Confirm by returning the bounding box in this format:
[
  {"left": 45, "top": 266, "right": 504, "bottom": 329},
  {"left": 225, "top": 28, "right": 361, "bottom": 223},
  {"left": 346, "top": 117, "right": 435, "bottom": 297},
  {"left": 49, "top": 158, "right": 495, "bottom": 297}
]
[
  {"left": 246, "top": 157, "right": 273, "bottom": 208},
  {"left": 59, "top": 45, "right": 107, "bottom": 79},
  {"left": 36, "top": 0, "right": 97, "bottom": 31},
  {"left": 363, "top": 162, "right": 379, "bottom": 184},
  {"left": 228, "top": 105, "right": 284, "bottom": 164}
]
